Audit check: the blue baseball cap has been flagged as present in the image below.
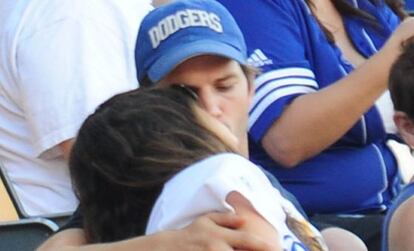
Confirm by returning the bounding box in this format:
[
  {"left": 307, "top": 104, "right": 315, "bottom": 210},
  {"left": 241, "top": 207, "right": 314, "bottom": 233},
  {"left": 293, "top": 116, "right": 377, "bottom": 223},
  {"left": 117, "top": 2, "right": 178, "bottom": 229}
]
[{"left": 135, "top": 0, "right": 247, "bottom": 83}]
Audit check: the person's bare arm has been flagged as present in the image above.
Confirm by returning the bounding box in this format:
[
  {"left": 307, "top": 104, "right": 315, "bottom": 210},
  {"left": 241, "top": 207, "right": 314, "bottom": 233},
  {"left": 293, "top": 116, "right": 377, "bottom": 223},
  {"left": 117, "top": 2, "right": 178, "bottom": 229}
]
[
  {"left": 58, "top": 139, "right": 74, "bottom": 161},
  {"left": 226, "top": 192, "right": 282, "bottom": 250},
  {"left": 321, "top": 227, "right": 367, "bottom": 251},
  {"left": 225, "top": 189, "right": 369, "bottom": 251},
  {"left": 262, "top": 18, "right": 414, "bottom": 167},
  {"left": 388, "top": 196, "right": 414, "bottom": 251},
  {"left": 152, "top": 0, "right": 170, "bottom": 7},
  {"left": 37, "top": 228, "right": 188, "bottom": 251},
  {"left": 37, "top": 212, "right": 276, "bottom": 251}
]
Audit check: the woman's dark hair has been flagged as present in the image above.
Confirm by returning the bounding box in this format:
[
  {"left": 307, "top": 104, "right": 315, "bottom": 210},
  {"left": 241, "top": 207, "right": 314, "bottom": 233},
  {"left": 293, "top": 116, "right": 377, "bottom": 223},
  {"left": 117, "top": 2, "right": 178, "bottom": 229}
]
[
  {"left": 389, "top": 42, "right": 414, "bottom": 119},
  {"left": 306, "top": 0, "right": 407, "bottom": 42},
  {"left": 70, "top": 86, "right": 234, "bottom": 243}
]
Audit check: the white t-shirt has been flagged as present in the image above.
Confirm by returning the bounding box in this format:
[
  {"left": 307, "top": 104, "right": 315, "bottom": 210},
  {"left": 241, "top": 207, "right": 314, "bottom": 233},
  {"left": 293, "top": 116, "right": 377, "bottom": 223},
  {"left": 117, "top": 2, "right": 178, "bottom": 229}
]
[
  {"left": 147, "top": 153, "right": 326, "bottom": 251},
  {"left": 0, "top": 0, "right": 152, "bottom": 216}
]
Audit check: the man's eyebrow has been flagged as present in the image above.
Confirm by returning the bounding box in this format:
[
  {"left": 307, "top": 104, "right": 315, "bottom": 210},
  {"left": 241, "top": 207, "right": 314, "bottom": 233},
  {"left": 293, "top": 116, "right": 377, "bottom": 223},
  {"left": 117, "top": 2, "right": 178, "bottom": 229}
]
[{"left": 216, "top": 74, "right": 238, "bottom": 82}]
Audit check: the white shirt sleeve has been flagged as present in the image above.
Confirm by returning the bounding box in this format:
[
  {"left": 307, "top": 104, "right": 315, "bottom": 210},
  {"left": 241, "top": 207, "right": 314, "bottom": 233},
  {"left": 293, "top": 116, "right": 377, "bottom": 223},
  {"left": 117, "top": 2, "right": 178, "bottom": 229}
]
[
  {"left": 16, "top": 10, "right": 138, "bottom": 158},
  {"left": 146, "top": 153, "right": 322, "bottom": 249}
]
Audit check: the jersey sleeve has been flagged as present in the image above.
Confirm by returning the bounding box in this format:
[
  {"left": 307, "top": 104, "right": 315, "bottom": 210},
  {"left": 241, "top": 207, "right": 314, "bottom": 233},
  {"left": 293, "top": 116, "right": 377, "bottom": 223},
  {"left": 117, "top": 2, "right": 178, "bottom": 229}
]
[
  {"left": 145, "top": 153, "right": 301, "bottom": 235},
  {"left": 16, "top": 15, "right": 135, "bottom": 158},
  {"left": 219, "top": 0, "right": 319, "bottom": 143}
]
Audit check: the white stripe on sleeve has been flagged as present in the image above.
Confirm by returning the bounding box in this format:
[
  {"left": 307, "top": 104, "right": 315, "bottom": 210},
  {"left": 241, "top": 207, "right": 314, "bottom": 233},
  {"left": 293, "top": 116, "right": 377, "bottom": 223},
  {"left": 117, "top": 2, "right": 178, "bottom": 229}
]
[
  {"left": 249, "top": 85, "right": 316, "bottom": 130},
  {"left": 255, "top": 68, "right": 316, "bottom": 89},
  {"left": 253, "top": 77, "right": 318, "bottom": 105}
]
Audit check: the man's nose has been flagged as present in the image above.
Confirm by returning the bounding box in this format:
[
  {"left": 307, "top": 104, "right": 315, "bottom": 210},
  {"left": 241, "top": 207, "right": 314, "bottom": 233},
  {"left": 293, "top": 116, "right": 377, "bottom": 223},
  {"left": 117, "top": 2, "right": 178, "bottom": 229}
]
[{"left": 199, "top": 92, "right": 222, "bottom": 118}]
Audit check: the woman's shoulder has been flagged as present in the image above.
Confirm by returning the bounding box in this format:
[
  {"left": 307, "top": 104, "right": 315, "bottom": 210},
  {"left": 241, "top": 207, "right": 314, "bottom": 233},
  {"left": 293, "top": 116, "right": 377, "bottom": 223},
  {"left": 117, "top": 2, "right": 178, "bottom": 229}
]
[
  {"left": 147, "top": 154, "right": 272, "bottom": 233},
  {"left": 173, "top": 153, "right": 260, "bottom": 182},
  {"left": 162, "top": 153, "right": 268, "bottom": 199}
]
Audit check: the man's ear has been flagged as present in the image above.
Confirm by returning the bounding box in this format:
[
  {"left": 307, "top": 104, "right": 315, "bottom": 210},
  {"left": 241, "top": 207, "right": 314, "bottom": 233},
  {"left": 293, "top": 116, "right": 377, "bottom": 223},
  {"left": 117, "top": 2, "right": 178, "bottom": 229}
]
[{"left": 394, "top": 111, "right": 414, "bottom": 147}]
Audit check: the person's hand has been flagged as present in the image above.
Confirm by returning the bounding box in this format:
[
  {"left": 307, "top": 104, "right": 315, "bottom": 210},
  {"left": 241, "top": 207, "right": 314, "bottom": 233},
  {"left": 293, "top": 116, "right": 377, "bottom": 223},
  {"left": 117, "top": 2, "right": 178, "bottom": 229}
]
[
  {"left": 36, "top": 213, "right": 278, "bottom": 251},
  {"left": 166, "top": 212, "right": 279, "bottom": 251}
]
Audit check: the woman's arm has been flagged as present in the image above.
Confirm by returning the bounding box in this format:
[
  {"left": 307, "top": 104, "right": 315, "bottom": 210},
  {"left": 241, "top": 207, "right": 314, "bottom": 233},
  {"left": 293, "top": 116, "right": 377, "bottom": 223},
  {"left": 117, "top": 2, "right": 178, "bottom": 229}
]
[
  {"left": 263, "top": 18, "right": 414, "bottom": 167},
  {"left": 37, "top": 213, "right": 276, "bottom": 251},
  {"left": 388, "top": 196, "right": 414, "bottom": 251},
  {"left": 226, "top": 191, "right": 282, "bottom": 250}
]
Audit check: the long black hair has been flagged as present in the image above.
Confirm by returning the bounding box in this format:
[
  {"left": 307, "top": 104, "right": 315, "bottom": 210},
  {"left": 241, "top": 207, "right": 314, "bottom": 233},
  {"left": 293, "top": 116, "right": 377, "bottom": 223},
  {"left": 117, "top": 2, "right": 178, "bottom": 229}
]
[
  {"left": 70, "top": 86, "right": 234, "bottom": 243},
  {"left": 306, "top": 0, "right": 407, "bottom": 42}
]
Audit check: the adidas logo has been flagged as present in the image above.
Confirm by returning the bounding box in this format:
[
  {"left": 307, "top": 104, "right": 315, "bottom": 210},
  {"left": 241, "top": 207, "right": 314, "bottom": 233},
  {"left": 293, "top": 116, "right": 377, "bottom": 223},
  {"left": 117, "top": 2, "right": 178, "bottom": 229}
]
[{"left": 247, "top": 49, "right": 273, "bottom": 67}]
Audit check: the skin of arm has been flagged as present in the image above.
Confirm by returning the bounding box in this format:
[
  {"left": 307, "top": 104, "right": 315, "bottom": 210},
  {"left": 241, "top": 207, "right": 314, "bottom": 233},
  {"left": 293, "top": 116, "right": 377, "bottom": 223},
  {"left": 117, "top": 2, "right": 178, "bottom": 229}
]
[
  {"left": 226, "top": 192, "right": 368, "bottom": 251},
  {"left": 262, "top": 18, "right": 414, "bottom": 168},
  {"left": 321, "top": 227, "right": 367, "bottom": 251},
  {"left": 226, "top": 191, "right": 282, "bottom": 251},
  {"left": 36, "top": 213, "right": 277, "bottom": 251},
  {"left": 58, "top": 139, "right": 75, "bottom": 161},
  {"left": 152, "top": 0, "right": 170, "bottom": 7},
  {"left": 387, "top": 111, "right": 414, "bottom": 251},
  {"left": 387, "top": 196, "right": 414, "bottom": 251},
  {"left": 36, "top": 228, "right": 187, "bottom": 251},
  {"left": 36, "top": 228, "right": 189, "bottom": 251}
]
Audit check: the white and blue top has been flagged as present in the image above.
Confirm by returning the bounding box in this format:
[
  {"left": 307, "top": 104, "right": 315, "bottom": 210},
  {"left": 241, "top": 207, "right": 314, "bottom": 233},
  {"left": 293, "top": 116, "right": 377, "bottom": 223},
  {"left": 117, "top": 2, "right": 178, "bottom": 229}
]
[
  {"left": 218, "top": 0, "right": 402, "bottom": 214},
  {"left": 147, "top": 153, "right": 327, "bottom": 251}
]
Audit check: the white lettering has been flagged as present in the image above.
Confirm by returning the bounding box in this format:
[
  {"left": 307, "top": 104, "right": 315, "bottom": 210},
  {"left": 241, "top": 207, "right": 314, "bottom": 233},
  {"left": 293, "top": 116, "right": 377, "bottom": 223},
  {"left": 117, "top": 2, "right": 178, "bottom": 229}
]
[
  {"left": 188, "top": 9, "right": 200, "bottom": 26},
  {"left": 166, "top": 15, "right": 179, "bottom": 34},
  {"left": 209, "top": 13, "right": 223, "bottom": 32},
  {"left": 177, "top": 10, "right": 190, "bottom": 28},
  {"left": 198, "top": 10, "right": 211, "bottom": 27},
  {"left": 148, "top": 9, "right": 224, "bottom": 49},
  {"left": 149, "top": 27, "right": 160, "bottom": 48},
  {"left": 158, "top": 19, "right": 170, "bottom": 41}
]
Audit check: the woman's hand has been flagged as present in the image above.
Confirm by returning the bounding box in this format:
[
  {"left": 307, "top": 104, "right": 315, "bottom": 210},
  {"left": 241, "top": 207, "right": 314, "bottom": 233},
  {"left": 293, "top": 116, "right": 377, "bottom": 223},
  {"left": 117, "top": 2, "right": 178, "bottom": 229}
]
[
  {"left": 36, "top": 213, "right": 278, "bottom": 251},
  {"left": 166, "top": 212, "right": 278, "bottom": 251}
]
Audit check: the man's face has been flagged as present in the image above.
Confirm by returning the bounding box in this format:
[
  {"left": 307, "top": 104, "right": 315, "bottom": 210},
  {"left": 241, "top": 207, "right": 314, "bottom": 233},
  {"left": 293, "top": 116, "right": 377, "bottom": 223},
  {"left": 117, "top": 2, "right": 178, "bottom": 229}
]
[{"left": 159, "top": 55, "right": 253, "bottom": 154}]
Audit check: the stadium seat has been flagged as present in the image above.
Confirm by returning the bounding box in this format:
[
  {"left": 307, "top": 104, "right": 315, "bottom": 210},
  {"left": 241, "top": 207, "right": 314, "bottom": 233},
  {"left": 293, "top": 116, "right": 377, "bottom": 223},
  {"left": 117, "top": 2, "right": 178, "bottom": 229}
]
[
  {"left": 1, "top": 161, "right": 72, "bottom": 231},
  {"left": 1, "top": 160, "right": 72, "bottom": 226},
  {"left": 0, "top": 218, "right": 58, "bottom": 251}
]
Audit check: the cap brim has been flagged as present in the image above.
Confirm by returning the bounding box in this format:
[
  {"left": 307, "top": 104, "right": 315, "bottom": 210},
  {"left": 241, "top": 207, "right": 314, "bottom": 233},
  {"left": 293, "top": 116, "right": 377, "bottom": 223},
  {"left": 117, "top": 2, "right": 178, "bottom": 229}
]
[{"left": 147, "top": 40, "right": 247, "bottom": 83}]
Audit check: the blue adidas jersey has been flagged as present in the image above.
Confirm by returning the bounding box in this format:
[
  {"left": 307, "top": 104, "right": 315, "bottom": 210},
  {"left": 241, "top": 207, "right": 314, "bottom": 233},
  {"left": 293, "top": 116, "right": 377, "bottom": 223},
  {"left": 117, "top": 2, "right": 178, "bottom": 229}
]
[
  {"left": 218, "top": 0, "right": 402, "bottom": 214},
  {"left": 406, "top": 0, "right": 414, "bottom": 12}
]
